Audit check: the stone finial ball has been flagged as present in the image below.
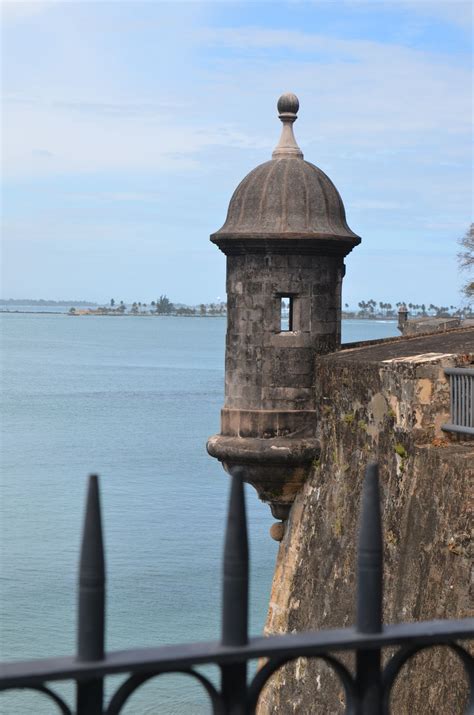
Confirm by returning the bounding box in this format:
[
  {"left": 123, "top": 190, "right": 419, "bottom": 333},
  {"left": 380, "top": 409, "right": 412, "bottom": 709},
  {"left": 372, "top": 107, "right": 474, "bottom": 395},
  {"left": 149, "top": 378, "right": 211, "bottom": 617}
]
[
  {"left": 270, "top": 521, "right": 285, "bottom": 542},
  {"left": 277, "top": 92, "right": 299, "bottom": 115}
]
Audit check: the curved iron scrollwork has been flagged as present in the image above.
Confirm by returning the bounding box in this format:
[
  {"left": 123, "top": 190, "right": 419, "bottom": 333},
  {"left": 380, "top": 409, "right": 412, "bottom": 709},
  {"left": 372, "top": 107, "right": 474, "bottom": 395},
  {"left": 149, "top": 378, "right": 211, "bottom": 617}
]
[
  {"left": 1, "top": 464, "right": 473, "bottom": 714},
  {"left": 247, "top": 652, "right": 358, "bottom": 714},
  {"left": 382, "top": 642, "right": 474, "bottom": 715},
  {"left": 105, "top": 668, "right": 224, "bottom": 715},
  {"left": 1, "top": 684, "right": 73, "bottom": 715}
]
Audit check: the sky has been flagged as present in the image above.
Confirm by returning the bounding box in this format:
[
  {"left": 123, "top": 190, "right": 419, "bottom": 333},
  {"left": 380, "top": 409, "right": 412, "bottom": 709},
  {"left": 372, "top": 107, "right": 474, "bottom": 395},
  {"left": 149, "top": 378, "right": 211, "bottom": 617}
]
[{"left": 1, "top": 0, "right": 472, "bottom": 307}]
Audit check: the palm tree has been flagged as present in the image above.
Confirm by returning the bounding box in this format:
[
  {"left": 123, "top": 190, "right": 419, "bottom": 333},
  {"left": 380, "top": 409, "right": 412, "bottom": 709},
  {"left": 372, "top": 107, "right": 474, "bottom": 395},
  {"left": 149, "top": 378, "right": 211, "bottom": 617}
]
[
  {"left": 458, "top": 224, "right": 474, "bottom": 301},
  {"left": 156, "top": 295, "right": 174, "bottom": 315}
]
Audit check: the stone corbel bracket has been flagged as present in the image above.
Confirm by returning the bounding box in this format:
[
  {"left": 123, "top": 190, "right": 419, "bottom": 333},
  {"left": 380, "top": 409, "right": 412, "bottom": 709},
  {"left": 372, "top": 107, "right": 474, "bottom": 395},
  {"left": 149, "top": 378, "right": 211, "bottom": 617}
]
[{"left": 207, "top": 432, "right": 319, "bottom": 520}]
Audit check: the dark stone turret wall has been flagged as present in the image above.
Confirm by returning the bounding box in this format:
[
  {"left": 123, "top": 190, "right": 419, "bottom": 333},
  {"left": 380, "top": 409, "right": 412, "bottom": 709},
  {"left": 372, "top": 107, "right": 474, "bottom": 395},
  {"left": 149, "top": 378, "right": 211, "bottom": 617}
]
[
  {"left": 208, "top": 93, "right": 361, "bottom": 518},
  {"left": 223, "top": 253, "right": 344, "bottom": 438},
  {"left": 209, "top": 250, "right": 346, "bottom": 517}
]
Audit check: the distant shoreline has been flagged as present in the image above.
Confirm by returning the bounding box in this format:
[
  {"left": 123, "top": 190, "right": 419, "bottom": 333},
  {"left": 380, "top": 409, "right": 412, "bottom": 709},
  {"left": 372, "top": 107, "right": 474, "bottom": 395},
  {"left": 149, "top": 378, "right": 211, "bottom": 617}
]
[
  {"left": 0, "top": 310, "right": 226, "bottom": 317},
  {"left": 1, "top": 300, "right": 470, "bottom": 322},
  {"left": 0, "top": 310, "right": 66, "bottom": 315},
  {"left": 0, "top": 301, "right": 97, "bottom": 307},
  {"left": 0, "top": 309, "right": 398, "bottom": 321}
]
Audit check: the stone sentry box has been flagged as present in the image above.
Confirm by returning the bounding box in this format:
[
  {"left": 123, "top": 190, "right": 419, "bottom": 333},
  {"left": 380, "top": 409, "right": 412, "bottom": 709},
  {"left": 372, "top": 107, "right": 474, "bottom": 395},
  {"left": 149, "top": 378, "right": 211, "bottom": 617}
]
[{"left": 207, "top": 93, "right": 361, "bottom": 526}]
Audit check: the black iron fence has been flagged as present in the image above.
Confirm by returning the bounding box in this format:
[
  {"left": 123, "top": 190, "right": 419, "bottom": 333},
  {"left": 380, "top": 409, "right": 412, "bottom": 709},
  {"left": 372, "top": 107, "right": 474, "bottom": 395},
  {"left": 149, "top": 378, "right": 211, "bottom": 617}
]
[
  {"left": 1, "top": 464, "right": 473, "bottom": 714},
  {"left": 442, "top": 368, "right": 474, "bottom": 436}
]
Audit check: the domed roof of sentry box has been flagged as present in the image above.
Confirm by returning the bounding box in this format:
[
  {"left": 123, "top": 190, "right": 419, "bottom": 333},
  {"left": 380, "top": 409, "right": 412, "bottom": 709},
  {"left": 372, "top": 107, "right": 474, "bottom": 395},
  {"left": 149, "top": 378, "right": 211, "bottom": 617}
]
[{"left": 211, "top": 93, "right": 361, "bottom": 254}]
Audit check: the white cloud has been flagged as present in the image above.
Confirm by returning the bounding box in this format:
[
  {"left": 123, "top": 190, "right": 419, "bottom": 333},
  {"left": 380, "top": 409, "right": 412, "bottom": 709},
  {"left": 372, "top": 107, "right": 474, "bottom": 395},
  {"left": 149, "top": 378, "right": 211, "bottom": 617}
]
[
  {"left": 1, "top": 0, "right": 57, "bottom": 23},
  {"left": 351, "top": 199, "right": 406, "bottom": 210},
  {"left": 397, "top": 0, "right": 473, "bottom": 30},
  {"left": 2, "top": 98, "right": 271, "bottom": 177},
  {"left": 196, "top": 26, "right": 471, "bottom": 136},
  {"left": 304, "top": 0, "right": 472, "bottom": 31},
  {"left": 70, "top": 191, "right": 162, "bottom": 202},
  {"left": 3, "top": 23, "right": 470, "bottom": 178}
]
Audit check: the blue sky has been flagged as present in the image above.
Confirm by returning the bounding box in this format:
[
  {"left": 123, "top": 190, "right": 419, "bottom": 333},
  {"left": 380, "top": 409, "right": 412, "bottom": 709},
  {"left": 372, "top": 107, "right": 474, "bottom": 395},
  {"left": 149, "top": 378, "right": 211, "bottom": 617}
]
[{"left": 2, "top": 1, "right": 472, "bottom": 306}]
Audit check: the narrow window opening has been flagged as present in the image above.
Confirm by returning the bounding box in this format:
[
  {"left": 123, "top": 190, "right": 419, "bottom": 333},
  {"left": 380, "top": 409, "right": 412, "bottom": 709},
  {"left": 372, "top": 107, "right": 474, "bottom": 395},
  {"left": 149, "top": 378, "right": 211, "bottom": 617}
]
[{"left": 280, "top": 296, "right": 294, "bottom": 332}]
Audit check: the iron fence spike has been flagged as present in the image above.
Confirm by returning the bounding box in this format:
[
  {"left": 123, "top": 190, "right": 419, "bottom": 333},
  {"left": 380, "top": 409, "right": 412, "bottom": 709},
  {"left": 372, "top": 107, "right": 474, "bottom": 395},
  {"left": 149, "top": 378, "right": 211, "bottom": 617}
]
[
  {"left": 221, "top": 467, "right": 249, "bottom": 647},
  {"left": 356, "top": 462, "right": 383, "bottom": 634},
  {"left": 77, "top": 474, "right": 106, "bottom": 662}
]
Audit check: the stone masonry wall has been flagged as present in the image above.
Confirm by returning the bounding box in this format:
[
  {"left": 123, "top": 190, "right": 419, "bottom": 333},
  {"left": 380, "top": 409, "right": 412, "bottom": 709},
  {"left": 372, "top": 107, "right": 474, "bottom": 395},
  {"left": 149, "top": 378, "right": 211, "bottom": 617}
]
[
  {"left": 224, "top": 253, "right": 343, "bottom": 413},
  {"left": 258, "top": 347, "right": 473, "bottom": 714}
]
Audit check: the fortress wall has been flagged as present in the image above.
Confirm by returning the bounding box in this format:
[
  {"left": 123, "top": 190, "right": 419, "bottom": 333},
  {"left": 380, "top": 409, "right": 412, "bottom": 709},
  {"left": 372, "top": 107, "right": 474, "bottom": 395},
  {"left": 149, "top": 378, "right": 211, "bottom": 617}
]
[{"left": 258, "top": 349, "right": 473, "bottom": 714}]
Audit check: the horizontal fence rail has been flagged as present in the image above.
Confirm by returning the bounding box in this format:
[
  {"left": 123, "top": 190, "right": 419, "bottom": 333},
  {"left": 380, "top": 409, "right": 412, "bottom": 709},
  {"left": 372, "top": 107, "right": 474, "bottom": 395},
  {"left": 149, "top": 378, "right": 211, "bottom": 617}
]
[
  {"left": 1, "top": 464, "right": 473, "bottom": 714},
  {"left": 442, "top": 367, "right": 474, "bottom": 436}
]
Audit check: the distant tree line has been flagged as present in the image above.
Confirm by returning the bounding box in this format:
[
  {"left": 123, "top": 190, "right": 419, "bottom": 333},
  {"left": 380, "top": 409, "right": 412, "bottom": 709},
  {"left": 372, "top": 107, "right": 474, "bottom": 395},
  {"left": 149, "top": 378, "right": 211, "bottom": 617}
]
[
  {"left": 70, "top": 296, "right": 228, "bottom": 317},
  {"left": 68, "top": 295, "right": 473, "bottom": 319},
  {"left": 344, "top": 301, "right": 473, "bottom": 319},
  {"left": 458, "top": 223, "right": 474, "bottom": 302}
]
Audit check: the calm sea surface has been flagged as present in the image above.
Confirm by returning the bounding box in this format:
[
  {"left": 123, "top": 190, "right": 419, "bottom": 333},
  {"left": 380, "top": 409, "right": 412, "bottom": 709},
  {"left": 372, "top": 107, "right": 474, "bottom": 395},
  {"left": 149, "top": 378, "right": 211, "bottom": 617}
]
[{"left": 0, "top": 315, "right": 398, "bottom": 714}]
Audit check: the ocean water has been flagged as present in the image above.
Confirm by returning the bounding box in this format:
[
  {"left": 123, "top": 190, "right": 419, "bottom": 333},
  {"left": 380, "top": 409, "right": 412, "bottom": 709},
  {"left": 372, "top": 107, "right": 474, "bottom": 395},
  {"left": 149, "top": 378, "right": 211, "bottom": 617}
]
[{"left": 0, "top": 315, "right": 398, "bottom": 714}]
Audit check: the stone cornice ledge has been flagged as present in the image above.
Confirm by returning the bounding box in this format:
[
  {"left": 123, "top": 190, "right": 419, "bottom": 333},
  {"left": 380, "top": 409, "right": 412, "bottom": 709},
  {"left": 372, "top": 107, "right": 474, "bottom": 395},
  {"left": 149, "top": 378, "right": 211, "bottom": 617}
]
[{"left": 206, "top": 434, "right": 320, "bottom": 464}]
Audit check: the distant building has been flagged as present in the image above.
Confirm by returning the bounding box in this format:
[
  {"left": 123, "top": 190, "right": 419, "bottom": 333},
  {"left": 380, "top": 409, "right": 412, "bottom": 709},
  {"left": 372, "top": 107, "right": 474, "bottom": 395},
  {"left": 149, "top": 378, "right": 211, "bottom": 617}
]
[{"left": 398, "top": 304, "right": 463, "bottom": 336}]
